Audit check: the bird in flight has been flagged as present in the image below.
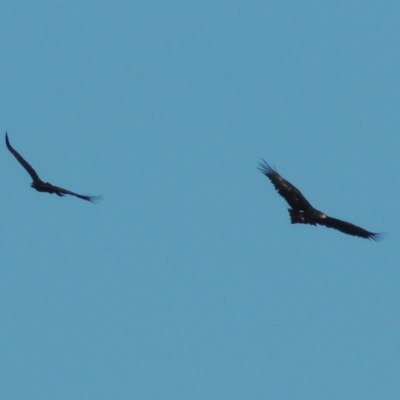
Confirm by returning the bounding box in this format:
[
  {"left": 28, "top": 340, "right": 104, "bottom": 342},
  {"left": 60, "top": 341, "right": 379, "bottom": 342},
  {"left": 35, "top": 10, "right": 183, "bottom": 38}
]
[
  {"left": 5, "top": 132, "right": 101, "bottom": 203},
  {"left": 259, "top": 160, "right": 382, "bottom": 241}
]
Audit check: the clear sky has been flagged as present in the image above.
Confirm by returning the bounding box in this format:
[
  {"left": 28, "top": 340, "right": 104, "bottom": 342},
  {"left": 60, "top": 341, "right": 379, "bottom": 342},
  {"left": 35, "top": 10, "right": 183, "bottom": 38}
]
[{"left": 1, "top": 2, "right": 399, "bottom": 399}]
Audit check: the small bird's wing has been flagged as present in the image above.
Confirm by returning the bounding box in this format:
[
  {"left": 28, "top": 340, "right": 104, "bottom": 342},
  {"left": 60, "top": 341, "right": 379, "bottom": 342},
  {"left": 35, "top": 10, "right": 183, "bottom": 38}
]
[
  {"left": 258, "top": 160, "right": 313, "bottom": 210},
  {"left": 5, "top": 132, "right": 41, "bottom": 181},
  {"left": 48, "top": 183, "right": 102, "bottom": 203},
  {"left": 317, "top": 215, "right": 382, "bottom": 241}
]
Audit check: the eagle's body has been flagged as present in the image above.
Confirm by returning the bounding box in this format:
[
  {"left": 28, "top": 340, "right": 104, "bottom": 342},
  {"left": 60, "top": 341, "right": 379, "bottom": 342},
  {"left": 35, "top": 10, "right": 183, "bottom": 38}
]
[
  {"left": 5, "top": 132, "right": 101, "bottom": 203},
  {"left": 259, "top": 160, "right": 381, "bottom": 241}
]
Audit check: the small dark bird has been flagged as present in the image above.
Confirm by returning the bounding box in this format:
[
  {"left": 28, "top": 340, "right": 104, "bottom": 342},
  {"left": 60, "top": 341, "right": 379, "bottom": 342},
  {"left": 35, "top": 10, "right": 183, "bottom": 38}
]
[
  {"left": 5, "top": 132, "right": 101, "bottom": 203},
  {"left": 259, "top": 160, "right": 382, "bottom": 241}
]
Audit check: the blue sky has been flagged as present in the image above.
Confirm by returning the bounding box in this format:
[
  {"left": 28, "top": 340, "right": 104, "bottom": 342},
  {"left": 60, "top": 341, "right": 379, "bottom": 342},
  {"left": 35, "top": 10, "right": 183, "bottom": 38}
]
[{"left": 1, "top": 2, "right": 399, "bottom": 399}]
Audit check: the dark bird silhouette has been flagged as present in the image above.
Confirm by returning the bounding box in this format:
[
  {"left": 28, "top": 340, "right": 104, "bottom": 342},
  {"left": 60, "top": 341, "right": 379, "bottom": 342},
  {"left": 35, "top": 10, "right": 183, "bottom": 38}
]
[
  {"left": 259, "top": 160, "right": 382, "bottom": 241},
  {"left": 5, "top": 132, "right": 101, "bottom": 203}
]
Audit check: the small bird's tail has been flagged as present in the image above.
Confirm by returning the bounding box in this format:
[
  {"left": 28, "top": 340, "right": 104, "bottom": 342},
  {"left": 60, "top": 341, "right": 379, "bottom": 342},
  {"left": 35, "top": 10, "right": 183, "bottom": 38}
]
[
  {"left": 288, "top": 209, "right": 318, "bottom": 226},
  {"left": 288, "top": 208, "right": 303, "bottom": 224}
]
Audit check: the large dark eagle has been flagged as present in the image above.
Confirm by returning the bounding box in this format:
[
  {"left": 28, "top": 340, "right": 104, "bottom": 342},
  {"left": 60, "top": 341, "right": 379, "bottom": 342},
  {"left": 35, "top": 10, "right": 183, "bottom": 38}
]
[
  {"left": 259, "top": 160, "right": 381, "bottom": 241},
  {"left": 6, "top": 132, "right": 101, "bottom": 203}
]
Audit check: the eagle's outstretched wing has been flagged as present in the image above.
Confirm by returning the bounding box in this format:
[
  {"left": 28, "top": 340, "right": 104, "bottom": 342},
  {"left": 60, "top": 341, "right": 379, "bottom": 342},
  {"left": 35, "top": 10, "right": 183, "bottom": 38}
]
[
  {"left": 317, "top": 215, "right": 382, "bottom": 241},
  {"left": 258, "top": 160, "right": 313, "bottom": 211},
  {"left": 5, "top": 132, "right": 41, "bottom": 181},
  {"left": 47, "top": 183, "right": 102, "bottom": 203}
]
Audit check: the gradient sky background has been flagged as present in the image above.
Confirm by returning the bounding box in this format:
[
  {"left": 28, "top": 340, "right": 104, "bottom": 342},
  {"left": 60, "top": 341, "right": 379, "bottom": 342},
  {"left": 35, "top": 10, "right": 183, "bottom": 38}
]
[{"left": 1, "top": 2, "right": 399, "bottom": 399}]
